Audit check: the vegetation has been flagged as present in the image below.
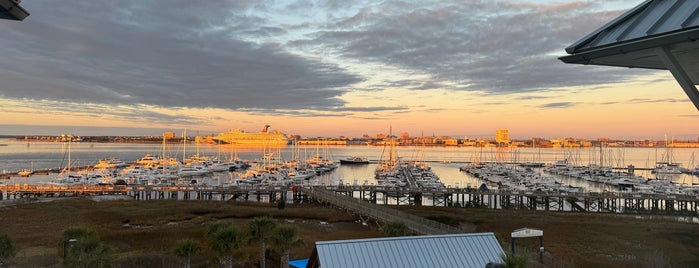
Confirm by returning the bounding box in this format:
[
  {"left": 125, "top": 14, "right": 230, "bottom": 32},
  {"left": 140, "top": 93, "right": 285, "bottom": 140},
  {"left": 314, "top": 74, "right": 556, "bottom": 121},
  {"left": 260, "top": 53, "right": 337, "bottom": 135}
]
[
  {"left": 270, "top": 225, "right": 304, "bottom": 268},
  {"left": 0, "top": 198, "right": 697, "bottom": 267},
  {"left": 0, "top": 234, "right": 16, "bottom": 267},
  {"left": 61, "top": 227, "right": 111, "bottom": 268},
  {"left": 500, "top": 253, "right": 530, "bottom": 268},
  {"left": 381, "top": 221, "right": 414, "bottom": 237},
  {"left": 173, "top": 239, "right": 201, "bottom": 268},
  {"left": 248, "top": 217, "right": 277, "bottom": 268},
  {"left": 206, "top": 221, "right": 245, "bottom": 268}
]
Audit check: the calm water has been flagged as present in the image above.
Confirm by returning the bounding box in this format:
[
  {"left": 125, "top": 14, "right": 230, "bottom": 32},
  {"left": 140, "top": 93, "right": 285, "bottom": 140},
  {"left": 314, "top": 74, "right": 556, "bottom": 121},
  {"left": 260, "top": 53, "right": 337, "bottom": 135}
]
[{"left": 1, "top": 138, "right": 698, "bottom": 188}]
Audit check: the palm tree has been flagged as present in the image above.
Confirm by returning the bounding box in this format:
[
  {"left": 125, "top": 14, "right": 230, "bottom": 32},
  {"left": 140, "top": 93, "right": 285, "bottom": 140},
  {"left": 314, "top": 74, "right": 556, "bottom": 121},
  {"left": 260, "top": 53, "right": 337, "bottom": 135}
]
[
  {"left": 61, "top": 227, "right": 111, "bottom": 268},
  {"left": 381, "top": 221, "right": 414, "bottom": 237},
  {"left": 248, "top": 217, "right": 277, "bottom": 268},
  {"left": 173, "top": 239, "right": 201, "bottom": 268},
  {"left": 0, "top": 234, "right": 16, "bottom": 267},
  {"left": 207, "top": 221, "right": 244, "bottom": 268},
  {"left": 270, "top": 225, "right": 304, "bottom": 268}
]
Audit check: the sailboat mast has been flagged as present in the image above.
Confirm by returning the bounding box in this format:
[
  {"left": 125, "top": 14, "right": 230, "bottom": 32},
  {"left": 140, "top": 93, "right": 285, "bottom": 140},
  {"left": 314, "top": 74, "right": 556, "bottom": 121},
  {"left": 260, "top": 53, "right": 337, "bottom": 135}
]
[
  {"left": 162, "top": 132, "right": 166, "bottom": 161},
  {"left": 183, "top": 129, "right": 187, "bottom": 163},
  {"left": 67, "top": 135, "right": 71, "bottom": 175}
]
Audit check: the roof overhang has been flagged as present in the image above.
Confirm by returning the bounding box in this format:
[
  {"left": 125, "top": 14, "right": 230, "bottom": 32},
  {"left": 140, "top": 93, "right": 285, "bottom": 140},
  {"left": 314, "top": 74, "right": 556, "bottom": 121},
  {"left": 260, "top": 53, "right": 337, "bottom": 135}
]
[
  {"left": 0, "top": 0, "right": 29, "bottom": 21},
  {"left": 559, "top": 28, "right": 699, "bottom": 82},
  {"left": 559, "top": 0, "right": 699, "bottom": 111}
]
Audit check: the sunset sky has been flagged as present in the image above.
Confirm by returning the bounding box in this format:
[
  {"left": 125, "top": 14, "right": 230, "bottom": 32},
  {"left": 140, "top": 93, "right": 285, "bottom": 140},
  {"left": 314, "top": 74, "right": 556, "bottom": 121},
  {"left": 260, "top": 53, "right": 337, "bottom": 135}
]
[{"left": 1, "top": 0, "right": 697, "bottom": 140}]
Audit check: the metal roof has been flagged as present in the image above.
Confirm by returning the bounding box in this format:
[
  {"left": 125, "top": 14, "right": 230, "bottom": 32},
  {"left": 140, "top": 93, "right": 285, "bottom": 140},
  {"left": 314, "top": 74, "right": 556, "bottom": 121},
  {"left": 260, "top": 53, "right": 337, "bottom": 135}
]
[
  {"left": 0, "top": 0, "right": 30, "bottom": 21},
  {"left": 559, "top": 0, "right": 699, "bottom": 111},
  {"left": 308, "top": 233, "right": 505, "bottom": 268}
]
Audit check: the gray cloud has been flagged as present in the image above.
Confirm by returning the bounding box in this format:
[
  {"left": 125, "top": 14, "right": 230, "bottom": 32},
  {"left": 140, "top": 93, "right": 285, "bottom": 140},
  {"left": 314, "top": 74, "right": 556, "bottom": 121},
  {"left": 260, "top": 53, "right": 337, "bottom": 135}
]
[
  {"left": 1, "top": 0, "right": 361, "bottom": 112},
  {"left": 301, "top": 0, "right": 658, "bottom": 93},
  {"left": 0, "top": 0, "right": 663, "bottom": 124},
  {"left": 241, "top": 105, "right": 408, "bottom": 118},
  {"left": 515, "top": 96, "right": 553, "bottom": 100},
  {"left": 540, "top": 102, "right": 576, "bottom": 109},
  {"left": 629, "top": 98, "right": 689, "bottom": 104}
]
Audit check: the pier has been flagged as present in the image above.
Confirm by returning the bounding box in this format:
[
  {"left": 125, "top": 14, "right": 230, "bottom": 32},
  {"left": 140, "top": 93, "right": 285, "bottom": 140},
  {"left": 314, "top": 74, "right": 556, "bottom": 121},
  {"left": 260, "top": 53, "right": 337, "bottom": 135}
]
[
  {"left": 300, "top": 187, "right": 460, "bottom": 235},
  {"left": 1, "top": 184, "right": 697, "bottom": 217}
]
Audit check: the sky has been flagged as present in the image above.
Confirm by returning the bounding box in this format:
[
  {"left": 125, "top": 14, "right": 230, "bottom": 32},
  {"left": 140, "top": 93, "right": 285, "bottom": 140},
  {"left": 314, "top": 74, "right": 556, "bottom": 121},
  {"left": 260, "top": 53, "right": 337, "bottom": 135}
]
[{"left": 0, "top": 0, "right": 697, "bottom": 140}]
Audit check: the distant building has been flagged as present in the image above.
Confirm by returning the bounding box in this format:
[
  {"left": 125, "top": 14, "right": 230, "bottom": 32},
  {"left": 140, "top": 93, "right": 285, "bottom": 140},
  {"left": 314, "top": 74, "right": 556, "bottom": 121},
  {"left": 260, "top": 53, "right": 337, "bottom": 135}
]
[
  {"left": 163, "top": 132, "right": 175, "bottom": 139},
  {"left": 495, "top": 129, "right": 509, "bottom": 145},
  {"left": 444, "top": 137, "right": 459, "bottom": 146}
]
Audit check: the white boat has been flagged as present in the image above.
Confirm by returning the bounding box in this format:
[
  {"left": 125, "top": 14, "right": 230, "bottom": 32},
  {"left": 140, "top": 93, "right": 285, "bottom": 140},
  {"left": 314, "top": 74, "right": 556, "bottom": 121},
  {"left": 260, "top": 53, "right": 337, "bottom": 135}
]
[
  {"left": 340, "top": 156, "right": 369, "bottom": 165},
  {"left": 179, "top": 165, "right": 212, "bottom": 177},
  {"left": 652, "top": 161, "right": 683, "bottom": 174},
  {"left": 94, "top": 158, "right": 129, "bottom": 169},
  {"left": 136, "top": 154, "right": 159, "bottom": 165}
]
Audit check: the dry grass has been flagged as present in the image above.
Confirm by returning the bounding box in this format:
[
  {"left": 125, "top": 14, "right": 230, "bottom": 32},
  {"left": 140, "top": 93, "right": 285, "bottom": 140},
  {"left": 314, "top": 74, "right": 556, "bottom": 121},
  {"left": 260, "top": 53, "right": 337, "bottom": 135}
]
[
  {"left": 0, "top": 197, "right": 697, "bottom": 267},
  {"left": 399, "top": 206, "right": 699, "bottom": 268},
  {"left": 0, "top": 197, "right": 380, "bottom": 267}
]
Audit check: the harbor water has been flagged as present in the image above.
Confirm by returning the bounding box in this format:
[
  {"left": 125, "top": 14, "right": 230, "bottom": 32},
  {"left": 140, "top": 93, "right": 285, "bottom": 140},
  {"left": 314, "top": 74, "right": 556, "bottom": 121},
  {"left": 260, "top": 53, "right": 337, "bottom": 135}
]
[{"left": 1, "top": 138, "right": 698, "bottom": 191}]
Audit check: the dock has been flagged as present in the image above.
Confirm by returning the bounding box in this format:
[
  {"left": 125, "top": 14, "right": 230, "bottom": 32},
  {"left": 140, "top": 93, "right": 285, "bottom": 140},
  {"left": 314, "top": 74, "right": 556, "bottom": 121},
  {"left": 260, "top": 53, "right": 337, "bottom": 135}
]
[{"left": 1, "top": 184, "right": 697, "bottom": 217}]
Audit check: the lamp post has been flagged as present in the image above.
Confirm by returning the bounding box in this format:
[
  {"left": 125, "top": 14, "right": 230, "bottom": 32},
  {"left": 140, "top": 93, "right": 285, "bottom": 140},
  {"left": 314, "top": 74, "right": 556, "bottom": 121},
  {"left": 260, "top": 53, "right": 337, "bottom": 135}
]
[{"left": 63, "top": 238, "right": 77, "bottom": 259}]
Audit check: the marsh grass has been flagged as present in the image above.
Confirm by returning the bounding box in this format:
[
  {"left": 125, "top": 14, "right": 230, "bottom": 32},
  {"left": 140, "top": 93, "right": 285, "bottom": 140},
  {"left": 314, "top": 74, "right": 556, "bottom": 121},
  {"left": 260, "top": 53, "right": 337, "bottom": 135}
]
[
  {"left": 0, "top": 198, "right": 379, "bottom": 267},
  {"left": 0, "top": 197, "right": 697, "bottom": 267}
]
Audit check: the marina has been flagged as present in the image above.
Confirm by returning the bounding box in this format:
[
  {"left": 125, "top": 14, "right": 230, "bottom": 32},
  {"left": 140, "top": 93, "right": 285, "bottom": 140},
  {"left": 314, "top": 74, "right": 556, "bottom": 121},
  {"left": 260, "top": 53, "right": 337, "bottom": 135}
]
[
  {"left": 0, "top": 184, "right": 697, "bottom": 216},
  {"left": 1, "top": 138, "right": 699, "bottom": 216}
]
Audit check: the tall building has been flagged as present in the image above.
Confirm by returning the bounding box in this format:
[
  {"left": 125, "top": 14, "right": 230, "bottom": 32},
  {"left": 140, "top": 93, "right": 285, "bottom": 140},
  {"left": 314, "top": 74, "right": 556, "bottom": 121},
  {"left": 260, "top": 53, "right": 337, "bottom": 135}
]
[{"left": 495, "top": 129, "right": 509, "bottom": 144}]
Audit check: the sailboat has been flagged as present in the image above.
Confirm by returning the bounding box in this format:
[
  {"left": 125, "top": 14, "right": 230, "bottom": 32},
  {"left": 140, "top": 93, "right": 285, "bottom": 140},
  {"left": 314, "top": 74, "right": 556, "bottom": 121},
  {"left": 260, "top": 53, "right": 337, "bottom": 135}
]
[
  {"left": 49, "top": 135, "right": 81, "bottom": 185},
  {"left": 652, "top": 136, "right": 685, "bottom": 175},
  {"left": 375, "top": 128, "right": 405, "bottom": 187}
]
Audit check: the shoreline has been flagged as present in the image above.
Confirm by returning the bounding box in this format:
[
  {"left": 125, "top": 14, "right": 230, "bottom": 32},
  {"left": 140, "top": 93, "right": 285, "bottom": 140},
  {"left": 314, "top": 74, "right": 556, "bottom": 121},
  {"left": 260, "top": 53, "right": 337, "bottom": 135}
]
[{"left": 6, "top": 137, "right": 699, "bottom": 148}]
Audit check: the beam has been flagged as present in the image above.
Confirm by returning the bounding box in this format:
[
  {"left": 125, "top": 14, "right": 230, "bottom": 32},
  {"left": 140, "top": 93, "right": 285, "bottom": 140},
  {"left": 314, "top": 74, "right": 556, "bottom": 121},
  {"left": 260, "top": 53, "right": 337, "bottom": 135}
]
[
  {"left": 0, "top": 0, "right": 30, "bottom": 21},
  {"left": 655, "top": 46, "right": 699, "bottom": 111}
]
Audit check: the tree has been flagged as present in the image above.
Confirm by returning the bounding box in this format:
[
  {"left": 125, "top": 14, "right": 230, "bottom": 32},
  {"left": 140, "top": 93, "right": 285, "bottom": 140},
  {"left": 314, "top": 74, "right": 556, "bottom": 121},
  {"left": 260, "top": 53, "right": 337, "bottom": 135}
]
[
  {"left": 173, "top": 239, "right": 201, "bottom": 268},
  {"left": 207, "top": 221, "right": 244, "bottom": 268},
  {"left": 381, "top": 221, "right": 414, "bottom": 237},
  {"left": 61, "top": 227, "right": 111, "bottom": 268},
  {"left": 248, "top": 217, "right": 277, "bottom": 268},
  {"left": 270, "top": 225, "right": 304, "bottom": 268},
  {"left": 0, "top": 234, "right": 16, "bottom": 267}
]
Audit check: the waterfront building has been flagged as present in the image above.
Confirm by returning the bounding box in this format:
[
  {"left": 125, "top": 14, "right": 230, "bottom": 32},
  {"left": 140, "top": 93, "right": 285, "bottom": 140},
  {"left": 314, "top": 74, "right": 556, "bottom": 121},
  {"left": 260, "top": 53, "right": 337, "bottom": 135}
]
[
  {"left": 495, "top": 129, "right": 509, "bottom": 145},
  {"left": 163, "top": 132, "right": 175, "bottom": 139}
]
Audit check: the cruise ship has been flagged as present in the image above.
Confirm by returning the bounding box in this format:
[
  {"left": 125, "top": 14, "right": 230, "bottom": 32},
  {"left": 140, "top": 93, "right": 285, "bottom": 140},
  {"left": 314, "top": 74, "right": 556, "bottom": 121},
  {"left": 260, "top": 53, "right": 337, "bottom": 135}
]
[{"left": 214, "top": 125, "right": 289, "bottom": 146}]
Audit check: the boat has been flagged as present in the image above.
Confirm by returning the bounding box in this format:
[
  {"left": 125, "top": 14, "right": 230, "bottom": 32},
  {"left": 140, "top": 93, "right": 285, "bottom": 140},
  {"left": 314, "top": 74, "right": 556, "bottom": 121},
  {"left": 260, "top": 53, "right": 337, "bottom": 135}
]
[
  {"left": 340, "top": 156, "right": 369, "bottom": 165},
  {"left": 214, "top": 125, "right": 288, "bottom": 146},
  {"left": 17, "top": 169, "right": 32, "bottom": 177},
  {"left": 652, "top": 161, "right": 684, "bottom": 174},
  {"left": 136, "top": 154, "right": 159, "bottom": 165},
  {"left": 94, "top": 158, "right": 129, "bottom": 169}
]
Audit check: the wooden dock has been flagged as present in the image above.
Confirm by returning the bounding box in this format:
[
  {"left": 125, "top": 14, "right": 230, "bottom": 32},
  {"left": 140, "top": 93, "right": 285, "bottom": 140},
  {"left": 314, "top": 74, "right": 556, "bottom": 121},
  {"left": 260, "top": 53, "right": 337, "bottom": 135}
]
[
  {"left": 300, "top": 187, "right": 460, "bottom": 235},
  {"left": 1, "top": 185, "right": 697, "bottom": 217}
]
